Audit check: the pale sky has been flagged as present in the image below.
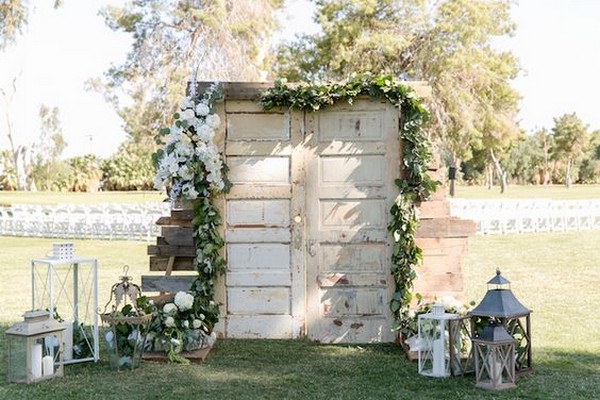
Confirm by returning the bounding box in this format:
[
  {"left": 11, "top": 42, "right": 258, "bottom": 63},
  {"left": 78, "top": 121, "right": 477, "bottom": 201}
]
[{"left": 1, "top": 0, "right": 599, "bottom": 159}]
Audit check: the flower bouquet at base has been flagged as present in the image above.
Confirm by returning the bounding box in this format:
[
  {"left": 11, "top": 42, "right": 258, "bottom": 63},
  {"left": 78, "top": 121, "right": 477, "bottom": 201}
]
[{"left": 146, "top": 291, "right": 216, "bottom": 364}]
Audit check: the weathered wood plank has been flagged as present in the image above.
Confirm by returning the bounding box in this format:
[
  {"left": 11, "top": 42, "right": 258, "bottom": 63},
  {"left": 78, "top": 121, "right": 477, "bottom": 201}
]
[
  {"left": 149, "top": 256, "right": 195, "bottom": 271},
  {"left": 141, "top": 275, "right": 196, "bottom": 292},
  {"left": 226, "top": 142, "right": 293, "bottom": 156},
  {"left": 227, "top": 113, "right": 290, "bottom": 140},
  {"left": 226, "top": 315, "right": 293, "bottom": 339},
  {"left": 227, "top": 271, "right": 291, "bottom": 287},
  {"left": 319, "top": 110, "right": 386, "bottom": 141},
  {"left": 147, "top": 244, "right": 196, "bottom": 257},
  {"left": 227, "top": 287, "right": 290, "bottom": 314},
  {"left": 190, "top": 81, "right": 431, "bottom": 102},
  {"left": 225, "top": 228, "right": 291, "bottom": 243},
  {"left": 321, "top": 288, "right": 386, "bottom": 316},
  {"left": 227, "top": 200, "right": 290, "bottom": 228},
  {"left": 227, "top": 243, "right": 290, "bottom": 269},
  {"left": 415, "top": 218, "right": 476, "bottom": 238},
  {"left": 317, "top": 273, "right": 387, "bottom": 288},
  {"left": 417, "top": 200, "right": 450, "bottom": 219},
  {"left": 415, "top": 237, "right": 469, "bottom": 256},
  {"left": 311, "top": 317, "right": 394, "bottom": 344},
  {"left": 319, "top": 244, "right": 386, "bottom": 273},
  {"left": 155, "top": 216, "right": 194, "bottom": 227},
  {"left": 161, "top": 227, "right": 194, "bottom": 246},
  {"left": 413, "top": 272, "right": 464, "bottom": 293},
  {"left": 226, "top": 184, "right": 292, "bottom": 200},
  {"left": 228, "top": 156, "right": 290, "bottom": 184}
]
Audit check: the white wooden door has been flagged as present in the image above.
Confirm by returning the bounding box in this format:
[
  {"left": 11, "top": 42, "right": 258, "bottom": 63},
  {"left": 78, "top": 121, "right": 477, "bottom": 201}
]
[
  {"left": 223, "top": 101, "right": 305, "bottom": 338},
  {"left": 305, "top": 99, "right": 399, "bottom": 343}
]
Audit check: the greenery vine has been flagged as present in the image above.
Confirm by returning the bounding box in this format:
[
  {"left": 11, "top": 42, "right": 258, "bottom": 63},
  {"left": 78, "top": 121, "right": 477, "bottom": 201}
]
[
  {"left": 260, "top": 72, "right": 439, "bottom": 336},
  {"left": 153, "top": 83, "right": 231, "bottom": 357}
]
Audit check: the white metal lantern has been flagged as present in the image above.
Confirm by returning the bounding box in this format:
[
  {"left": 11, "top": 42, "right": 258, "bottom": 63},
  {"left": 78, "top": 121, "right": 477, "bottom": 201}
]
[
  {"left": 473, "top": 320, "right": 516, "bottom": 390},
  {"left": 418, "top": 303, "right": 465, "bottom": 378},
  {"left": 6, "top": 310, "right": 65, "bottom": 384}
]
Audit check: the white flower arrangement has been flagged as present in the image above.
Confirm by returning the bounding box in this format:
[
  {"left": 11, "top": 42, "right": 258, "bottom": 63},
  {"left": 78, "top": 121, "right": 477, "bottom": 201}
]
[
  {"left": 153, "top": 82, "right": 228, "bottom": 203},
  {"left": 174, "top": 291, "right": 194, "bottom": 311}
]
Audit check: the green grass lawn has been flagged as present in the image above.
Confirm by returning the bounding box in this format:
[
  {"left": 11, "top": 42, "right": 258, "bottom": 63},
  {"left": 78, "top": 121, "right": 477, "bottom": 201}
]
[
  {"left": 1, "top": 232, "right": 600, "bottom": 399},
  {"left": 452, "top": 183, "right": 600, "bottom": 200}
]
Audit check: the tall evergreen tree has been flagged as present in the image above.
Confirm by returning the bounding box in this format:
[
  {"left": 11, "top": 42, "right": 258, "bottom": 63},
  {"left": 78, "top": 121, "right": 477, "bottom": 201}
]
[{"left": 275, "top": 0, "right": 520, "bottom": 193}]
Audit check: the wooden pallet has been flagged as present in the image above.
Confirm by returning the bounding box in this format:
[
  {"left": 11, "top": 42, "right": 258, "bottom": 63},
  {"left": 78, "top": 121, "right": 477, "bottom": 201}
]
[
  {"left": 143, "top": 207, "right": 197, "bottom": 294},
  {"left": 142, "top": 346, "right": 212, "bottom": 363}
]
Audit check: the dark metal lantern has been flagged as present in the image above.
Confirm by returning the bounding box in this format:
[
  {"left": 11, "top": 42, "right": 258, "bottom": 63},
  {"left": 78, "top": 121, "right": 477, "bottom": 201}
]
[{"left": 470, "top": 269, "right": 532, "bottom": 375}]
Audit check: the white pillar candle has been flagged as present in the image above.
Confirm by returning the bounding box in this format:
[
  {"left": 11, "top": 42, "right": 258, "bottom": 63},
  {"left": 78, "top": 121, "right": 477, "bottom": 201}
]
[
  {"left": 31, "top": 343, "right": 43, "bottom": 379},
  {"left": 42, "top": 355, "right": 54, "bottom": 377},
  {"left": 432, "top": 338, "right": 445, "bottom": 376},
  {"left": 488, "top": 358, "right": 502, "bottom": 382},
  {"left": 63, "top": 321, "right": 73, "bottom": 361}
]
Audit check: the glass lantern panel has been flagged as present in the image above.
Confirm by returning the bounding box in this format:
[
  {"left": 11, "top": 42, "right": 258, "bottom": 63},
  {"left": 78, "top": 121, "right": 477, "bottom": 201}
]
[
  {"left": 7, "top": 336, "right": 28, "bottom": 383},
  {"left": 418, "top": 317, "right": 450, "bottom": 377},
  {"left": 475, "top": 342, "right": 515, "bottom": 389},
  {"left": 105, "top": 322, "right": 149, "bottom": 371}
]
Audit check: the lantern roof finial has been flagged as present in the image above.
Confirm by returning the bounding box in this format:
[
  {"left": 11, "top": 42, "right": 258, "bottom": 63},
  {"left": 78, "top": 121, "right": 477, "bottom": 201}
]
[{"left": 488, "top": 269, "right": 510, "bottom": 286}]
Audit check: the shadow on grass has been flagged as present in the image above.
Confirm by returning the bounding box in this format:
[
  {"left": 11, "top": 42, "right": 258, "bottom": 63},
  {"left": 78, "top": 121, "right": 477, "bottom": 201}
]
[{"left": 1, "top": 326, "right": 599, "bottom": 400}]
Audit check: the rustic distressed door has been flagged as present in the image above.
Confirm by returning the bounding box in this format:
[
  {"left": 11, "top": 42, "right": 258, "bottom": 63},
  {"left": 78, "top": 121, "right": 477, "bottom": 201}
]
[
  {"left": 223, "top": 100, "right": 305, "bottom": 339},
  {"left": 304, "top": 99, "right": 400, "bottom": 343}
]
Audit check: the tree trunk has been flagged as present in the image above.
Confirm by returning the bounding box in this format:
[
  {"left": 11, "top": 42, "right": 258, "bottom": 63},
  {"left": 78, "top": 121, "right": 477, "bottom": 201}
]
[
  {"left": 490, "top": 149, "right": 507, "bottom": 194},
  {"left": 565, "top": 158, "right": 572, "bottom": 188},
  {"left": 448, "top": 153, "right": 459, "bottom": 197},
  {"left": 1, "top": 76, "right": 27, "bottom": 190},
  {"left": 485, "top": 164, "right": 493, "bottom": 189}
]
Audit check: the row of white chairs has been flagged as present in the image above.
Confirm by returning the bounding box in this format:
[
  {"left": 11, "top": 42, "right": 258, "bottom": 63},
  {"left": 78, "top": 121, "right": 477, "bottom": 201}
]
[
  {"left": 449, "top": 199, "right": 600, "bottom": 234},
  {"left": 0, "top": 202, "right": 170, "bottom": 241}
]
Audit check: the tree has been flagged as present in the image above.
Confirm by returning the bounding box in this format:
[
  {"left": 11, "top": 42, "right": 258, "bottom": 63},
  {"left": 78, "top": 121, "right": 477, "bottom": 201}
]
[
  {"left": 92, "top": 0, "right": 284, "bottom": 153},
  {"left": 551, "top": 113, "right": 589, "bottom": 188},
  {"left": 0, "top": 0, "right": 62, "bottom": 49},
  {"left": 275, "top": 0, "right": 520, "bottom": 194},
  {"left": 30, "top": 105, "right": 67, "bottom": 190},
  {"left": 0, "top": 0, "right": 28, "bottom": 50},
  {"left": 0, "top": 76, "right": 28, "bottom": 189}
]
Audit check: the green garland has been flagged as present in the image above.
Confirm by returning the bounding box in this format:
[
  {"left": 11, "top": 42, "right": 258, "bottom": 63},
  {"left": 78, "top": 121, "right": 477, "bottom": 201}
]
[{"left": 260, "top": 72, "right": 439, "bottom": 336}]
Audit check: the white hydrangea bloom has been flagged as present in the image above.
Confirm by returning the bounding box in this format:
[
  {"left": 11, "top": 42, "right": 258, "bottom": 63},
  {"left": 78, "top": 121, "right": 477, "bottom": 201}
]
[
  {"left": 195, "top": 103, "right": 210, "bottom": 116},
  {"left": 163, "top": 303, "right": 177, "bottom": 315},
  {"left": 180, "top": 109, "right": 195, "bottom": 122},
  {"left": 180, "top": 97, "right": 194, "bottom": 109},
  {"left": 164, "top": 316, "right": 176, "bottom": 327},
  {"left": 192, "top": 319, "right": 202, "bottom": 329},
  {"left": 206, "top": 114, "right": 220, "bottom": 129},
  {"left": 174, "top": 291, "right": 194, "bottom": 311}
]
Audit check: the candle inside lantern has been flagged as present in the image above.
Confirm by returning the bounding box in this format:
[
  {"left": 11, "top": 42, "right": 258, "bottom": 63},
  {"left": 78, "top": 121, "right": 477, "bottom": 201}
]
[
  {"left": 31, "top": 343, "right": 43, "bottom": 379},
  {"left": 42, "top": 355, "right": 54, "bottom": 377},
  {"left": 432, "top": 338, "right": 445, "bottom": 376},
  {"left": 63, "top": 321, "right": 73, "bottom": 361}
]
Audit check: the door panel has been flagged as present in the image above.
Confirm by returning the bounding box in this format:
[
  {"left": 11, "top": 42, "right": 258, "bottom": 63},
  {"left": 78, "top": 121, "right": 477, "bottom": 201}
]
[{"left": 306, "top": 100, "right": 399, "bottom": 343}]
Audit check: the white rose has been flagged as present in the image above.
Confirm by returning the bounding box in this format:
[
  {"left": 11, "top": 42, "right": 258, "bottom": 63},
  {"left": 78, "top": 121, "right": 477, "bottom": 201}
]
[
  {"left": 183, "top": 320, "right": 189, "bottom": 328},
  {"left": 164, "top": 316, "right": 175, "bottom": 327},
  {"left": 192, "top": 319, "right": 202, "bottom": 329}
]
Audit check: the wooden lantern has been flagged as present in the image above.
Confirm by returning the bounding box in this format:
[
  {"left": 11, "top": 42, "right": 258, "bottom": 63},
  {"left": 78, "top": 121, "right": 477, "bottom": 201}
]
[
  {"left": 473, "top": 320, "right": 516, "bottom": 390},
  {"left": 6, "top": 310, "right": 65, "bottom": 383},
  {"left": 470, "top": 269, "right": 532, "bottom": 375}
]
